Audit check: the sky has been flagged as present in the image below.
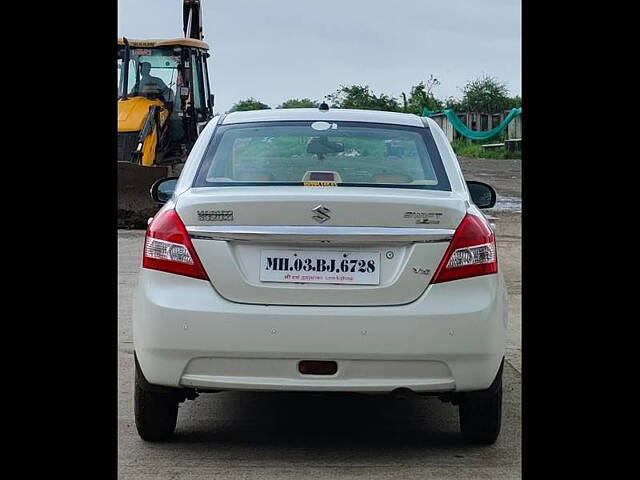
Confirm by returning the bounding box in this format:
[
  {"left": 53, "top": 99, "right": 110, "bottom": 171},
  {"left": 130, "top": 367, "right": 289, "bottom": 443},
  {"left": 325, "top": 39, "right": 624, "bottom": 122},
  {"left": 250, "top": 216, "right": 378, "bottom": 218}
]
[{"left": 118, "top": 0, "right": 521, "bottom": 114}]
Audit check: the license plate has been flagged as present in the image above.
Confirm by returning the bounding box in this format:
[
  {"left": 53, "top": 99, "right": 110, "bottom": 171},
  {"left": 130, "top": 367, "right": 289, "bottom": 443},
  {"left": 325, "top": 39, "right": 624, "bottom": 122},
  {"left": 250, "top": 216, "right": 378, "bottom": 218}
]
[{"left": 260, "top": 250, "right": 380, "bottom": 285}]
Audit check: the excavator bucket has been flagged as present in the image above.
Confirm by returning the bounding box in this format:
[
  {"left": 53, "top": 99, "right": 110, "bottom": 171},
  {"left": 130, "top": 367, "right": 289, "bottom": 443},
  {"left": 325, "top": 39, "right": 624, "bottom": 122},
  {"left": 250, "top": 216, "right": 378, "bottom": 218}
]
[{"left": 117, "top": 162, "right": 169, "bottom": 228}]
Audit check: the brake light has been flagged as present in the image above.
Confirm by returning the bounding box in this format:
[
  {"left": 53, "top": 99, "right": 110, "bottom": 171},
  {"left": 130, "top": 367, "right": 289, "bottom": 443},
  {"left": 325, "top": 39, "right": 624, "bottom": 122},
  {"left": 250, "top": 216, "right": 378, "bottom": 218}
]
[
  {"left": 431, "top": 214, "right": 497, "bottom": 284},
  {"left": 142, "top": 209, "right": 209, "bottom": 280}
]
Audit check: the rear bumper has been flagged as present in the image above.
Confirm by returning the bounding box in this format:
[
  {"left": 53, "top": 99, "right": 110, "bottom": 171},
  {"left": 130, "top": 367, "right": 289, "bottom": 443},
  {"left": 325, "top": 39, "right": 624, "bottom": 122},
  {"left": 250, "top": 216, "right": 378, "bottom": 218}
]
[{"left": 133, "top": 269, "right": 507, "bottom": 393}]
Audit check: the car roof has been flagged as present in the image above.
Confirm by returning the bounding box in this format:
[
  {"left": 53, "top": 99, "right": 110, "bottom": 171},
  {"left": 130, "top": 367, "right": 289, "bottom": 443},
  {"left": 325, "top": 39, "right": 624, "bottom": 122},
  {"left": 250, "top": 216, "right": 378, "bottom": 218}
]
[{"left": 221, "top": 108, "right": 425, "bottom": 127}]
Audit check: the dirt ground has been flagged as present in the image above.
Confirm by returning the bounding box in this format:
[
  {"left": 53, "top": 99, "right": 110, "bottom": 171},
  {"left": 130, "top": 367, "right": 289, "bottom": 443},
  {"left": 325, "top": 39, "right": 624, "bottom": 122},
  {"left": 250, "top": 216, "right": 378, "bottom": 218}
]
[{"left": 458, "top": 157, "right": 521, "bottom": 198}]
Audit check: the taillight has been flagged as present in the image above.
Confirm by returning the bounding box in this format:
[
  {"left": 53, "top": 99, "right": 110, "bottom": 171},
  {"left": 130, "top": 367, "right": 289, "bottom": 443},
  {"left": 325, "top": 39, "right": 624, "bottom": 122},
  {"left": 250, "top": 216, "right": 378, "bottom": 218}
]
[
  {"left": 142, "top": 209, "right": 209, "bottom": 280},
  {"left": 431, "top": 213, "right": 497, "bottom": 284}
]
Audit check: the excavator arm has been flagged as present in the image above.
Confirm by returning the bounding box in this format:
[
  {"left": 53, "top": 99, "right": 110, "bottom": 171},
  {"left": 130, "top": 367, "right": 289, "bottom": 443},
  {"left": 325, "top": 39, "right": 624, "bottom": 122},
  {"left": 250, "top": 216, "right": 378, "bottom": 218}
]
[
  {"left": 183, "top": 0, "right": 204, "bottom": 40},
  {"left": 131, "top": 105, "right": 162, "bottom": 166}
]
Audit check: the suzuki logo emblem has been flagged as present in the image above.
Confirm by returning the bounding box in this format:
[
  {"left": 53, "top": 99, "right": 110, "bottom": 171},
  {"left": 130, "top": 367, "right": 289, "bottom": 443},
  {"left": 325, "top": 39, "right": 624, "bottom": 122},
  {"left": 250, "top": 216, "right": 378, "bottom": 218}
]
[{"left": 312, "top": 205, "right": 331, "bottom": 223}]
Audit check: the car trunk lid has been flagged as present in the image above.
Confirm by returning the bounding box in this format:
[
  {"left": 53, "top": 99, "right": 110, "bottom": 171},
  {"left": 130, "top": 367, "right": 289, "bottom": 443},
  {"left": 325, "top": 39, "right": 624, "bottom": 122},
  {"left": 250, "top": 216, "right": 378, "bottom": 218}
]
[{"left": 177, "top": 186, "right": 466, "bottom": 306}]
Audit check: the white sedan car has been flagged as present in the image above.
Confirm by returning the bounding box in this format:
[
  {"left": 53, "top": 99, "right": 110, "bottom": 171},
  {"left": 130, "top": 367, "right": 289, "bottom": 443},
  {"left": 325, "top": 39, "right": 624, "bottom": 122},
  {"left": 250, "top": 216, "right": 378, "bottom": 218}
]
[{"left": 133, "top": 107, "right": 507, "bottom": 444}]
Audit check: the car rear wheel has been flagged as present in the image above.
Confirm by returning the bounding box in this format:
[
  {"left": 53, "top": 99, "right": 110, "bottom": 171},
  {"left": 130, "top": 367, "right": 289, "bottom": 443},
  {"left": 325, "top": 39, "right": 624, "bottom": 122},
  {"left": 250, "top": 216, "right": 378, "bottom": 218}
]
[
  {"left": 134, "top": 359, "right": 179, "bottom": 442},
  {"left": 459, "top": 363, "right": 503, "bottom": 444}
]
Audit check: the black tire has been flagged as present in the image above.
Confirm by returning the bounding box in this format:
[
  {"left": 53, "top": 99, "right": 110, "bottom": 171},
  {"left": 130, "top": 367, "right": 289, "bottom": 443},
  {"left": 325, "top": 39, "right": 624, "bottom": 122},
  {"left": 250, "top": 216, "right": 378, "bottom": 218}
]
[
  {"left": 134, "top": 365, "right": 179, "bottom": 442},
  {"left": 459, "top": 369, "right": 503, "bottom": 444}
]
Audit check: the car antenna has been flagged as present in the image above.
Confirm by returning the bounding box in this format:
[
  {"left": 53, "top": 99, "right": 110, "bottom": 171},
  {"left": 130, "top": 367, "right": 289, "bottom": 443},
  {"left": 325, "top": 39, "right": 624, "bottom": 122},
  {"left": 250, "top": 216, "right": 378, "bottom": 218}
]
[{"left": 318, "top": 101, "right": 329, "bottom": 111}]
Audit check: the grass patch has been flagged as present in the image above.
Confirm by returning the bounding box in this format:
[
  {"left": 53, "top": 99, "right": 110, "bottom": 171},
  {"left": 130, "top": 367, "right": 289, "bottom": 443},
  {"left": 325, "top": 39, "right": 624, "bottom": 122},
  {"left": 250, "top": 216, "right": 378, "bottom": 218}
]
[{"left": 451, "top": 138, "right": 521, "bottom": 160}]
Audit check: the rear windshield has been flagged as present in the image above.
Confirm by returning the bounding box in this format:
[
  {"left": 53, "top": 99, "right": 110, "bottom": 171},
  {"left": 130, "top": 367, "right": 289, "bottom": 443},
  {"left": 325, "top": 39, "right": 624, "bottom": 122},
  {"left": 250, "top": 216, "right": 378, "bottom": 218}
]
[{"left": 193, "top": 121, "right": 450, "bottom": 190}]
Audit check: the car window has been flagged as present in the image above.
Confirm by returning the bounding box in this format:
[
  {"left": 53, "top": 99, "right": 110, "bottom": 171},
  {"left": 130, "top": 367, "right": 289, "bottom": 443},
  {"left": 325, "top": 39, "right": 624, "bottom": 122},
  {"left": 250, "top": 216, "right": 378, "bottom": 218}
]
[{"left": 194, "top": 121, "right": 450, "bottom": 190}]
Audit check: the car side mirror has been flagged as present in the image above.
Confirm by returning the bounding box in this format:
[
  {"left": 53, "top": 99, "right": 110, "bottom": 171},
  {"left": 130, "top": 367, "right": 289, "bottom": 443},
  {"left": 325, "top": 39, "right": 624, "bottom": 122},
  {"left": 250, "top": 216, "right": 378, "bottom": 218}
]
[
  {"left": 150, "top": 177, "right": 179, "bottom": 204},
  {"left": 466, "top": 181, "right": 497, "bottom": 209}
]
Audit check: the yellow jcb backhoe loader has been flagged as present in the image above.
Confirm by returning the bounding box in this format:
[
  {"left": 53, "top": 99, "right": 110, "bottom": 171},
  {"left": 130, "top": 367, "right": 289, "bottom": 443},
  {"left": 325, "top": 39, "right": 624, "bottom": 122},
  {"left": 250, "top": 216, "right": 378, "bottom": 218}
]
[{"left": 117, "top": 0, "right": 214, "bottom": 227}]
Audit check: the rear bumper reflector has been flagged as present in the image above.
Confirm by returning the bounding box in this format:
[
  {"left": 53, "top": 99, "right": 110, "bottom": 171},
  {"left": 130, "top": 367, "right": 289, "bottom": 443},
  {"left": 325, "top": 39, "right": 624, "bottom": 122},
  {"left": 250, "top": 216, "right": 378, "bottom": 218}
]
[{"left": 298, "top": 360, "right": 338, "bottom": 375}]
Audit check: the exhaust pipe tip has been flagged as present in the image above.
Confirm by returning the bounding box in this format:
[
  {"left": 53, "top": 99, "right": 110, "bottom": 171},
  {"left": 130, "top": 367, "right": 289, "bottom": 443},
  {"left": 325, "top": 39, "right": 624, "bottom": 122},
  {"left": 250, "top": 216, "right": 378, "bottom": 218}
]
[{"left": 391, "top": 387, "right": 414, "bottom": 401}]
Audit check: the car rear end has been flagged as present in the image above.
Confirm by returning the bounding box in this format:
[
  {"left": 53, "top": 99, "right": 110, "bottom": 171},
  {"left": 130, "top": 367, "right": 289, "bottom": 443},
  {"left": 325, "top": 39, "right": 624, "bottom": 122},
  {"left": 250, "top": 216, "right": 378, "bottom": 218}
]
[{"left": 132, "top": 109, "right": 507, "bottom": 442}]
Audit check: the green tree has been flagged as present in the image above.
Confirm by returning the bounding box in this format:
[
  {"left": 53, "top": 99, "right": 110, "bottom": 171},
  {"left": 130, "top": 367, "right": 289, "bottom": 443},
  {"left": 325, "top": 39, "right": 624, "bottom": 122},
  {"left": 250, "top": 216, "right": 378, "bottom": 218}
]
[
  {"left": 229, "top": 97, "right": 270, "bottom": 112},
  {"left": 443, "top": 96, "right": 462, "bottom": 110},
  {"left": 402, "top": 75, "right": 444, "bottom": 114},
  {"left": 507, "top": 95, "right": 522, "bottom": 109},
  {"left": 277, "top": 98, "right": 318, "bottom": 109},
  {"left": 327, "top": 85, "right": 400, "bottom": 111},
  {"left": 457, "top": 75, "right": 511, "bottom": 113}
]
